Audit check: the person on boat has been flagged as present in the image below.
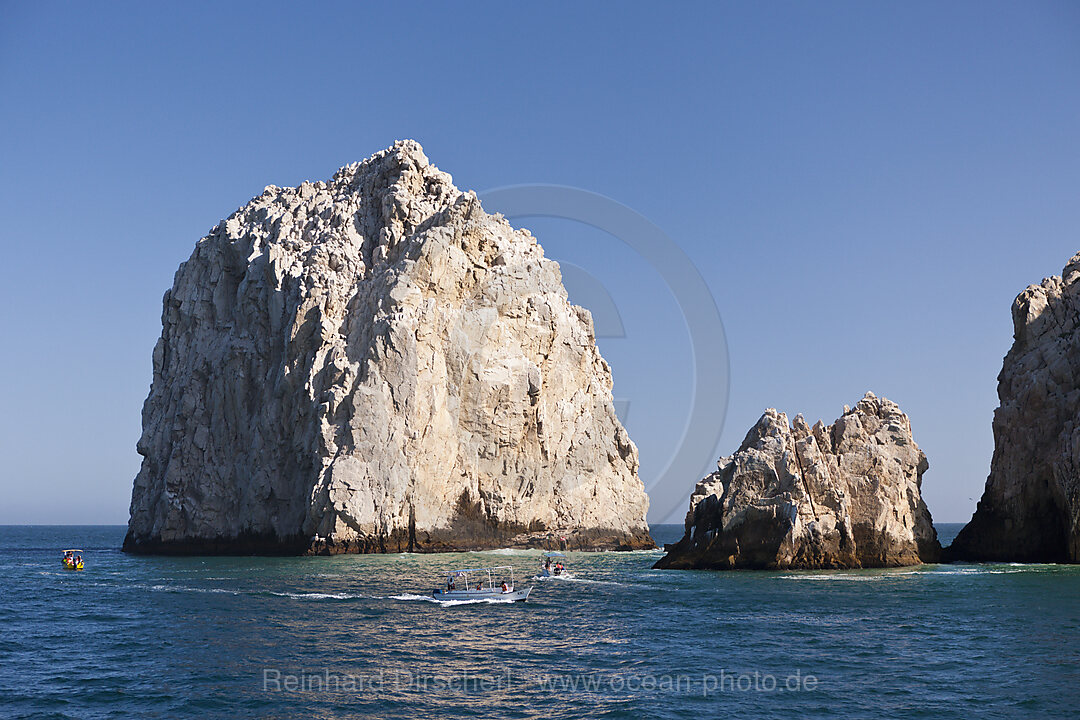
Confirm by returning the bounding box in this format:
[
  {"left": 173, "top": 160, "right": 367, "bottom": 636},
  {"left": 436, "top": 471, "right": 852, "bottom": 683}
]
[
  {"left": 544, "top": 559, "right": 551, "bottom": 571},
  {"left": 500, "top": 581, "right": 509, "bottom": 592},
  {"left": 475, "top": 582, "right": 482, "bottom": 591},
  {"left": 447, "top": 576, "right": 456, "bottom": 591}
]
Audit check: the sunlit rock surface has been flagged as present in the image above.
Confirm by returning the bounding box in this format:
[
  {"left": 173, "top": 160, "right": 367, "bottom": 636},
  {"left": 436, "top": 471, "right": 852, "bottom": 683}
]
[
  {"left": 655, "top": 393, "right": 939, "bottom": 570},
  {"left": 124, "top": 141, "right": 652, "bottom": 555},
  {"left": 948, "top": 252, "right": 1080, "bottom": 563}
]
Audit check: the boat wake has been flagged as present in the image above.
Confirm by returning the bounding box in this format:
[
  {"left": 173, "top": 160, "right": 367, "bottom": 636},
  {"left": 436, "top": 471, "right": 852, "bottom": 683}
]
[
  {"left": 144, "top": 584, "right": 245, "bottom": 595},
  {"left": 532, "top": 574, "right": 622, "bottom": 585},
  {"left": 533, "top": 572, "right": 576, "bottom": 581},
  {"left": 269, "top": 591, "right": 363, "bottom": 600},
  {"left": 135, "top": 584, "right": 364, "bottom": 600}
]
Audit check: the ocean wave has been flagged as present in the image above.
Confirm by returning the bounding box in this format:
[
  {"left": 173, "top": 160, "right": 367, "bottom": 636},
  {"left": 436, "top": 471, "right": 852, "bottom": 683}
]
[
  {"left": 145, "top": 584, "right": 242, "bottom": 595},
  {"left": 774, "top": 572, "right": 920, "bottom": 582},
  {"left": 773, "top": 565, "right": 1061, "bottom": 580},
  {"left": 719, "top": 611, "right": 866, "bottom": 627},
  {"left": 926, "top": 566, "right": 1040, "bottom": 576}
]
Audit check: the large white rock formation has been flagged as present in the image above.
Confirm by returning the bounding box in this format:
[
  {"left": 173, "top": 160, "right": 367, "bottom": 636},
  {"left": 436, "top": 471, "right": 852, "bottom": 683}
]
[
  {"left": 124, "top": 141, "right": 652, "bottom": 554},
  {"left": 655, "top": 393, "right": 940, "bottom": 570},
  {"left": 948, "top": 253, "right": 1080, "bottom": 563}
]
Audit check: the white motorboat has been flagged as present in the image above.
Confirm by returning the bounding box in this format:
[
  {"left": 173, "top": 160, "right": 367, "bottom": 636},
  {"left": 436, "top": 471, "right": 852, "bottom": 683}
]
[
  {"left": 539, "top": 551, "right": 567, "bottom": 577},
  {"left": 432, "top": 566, "right": 532, "bottom": 602}
]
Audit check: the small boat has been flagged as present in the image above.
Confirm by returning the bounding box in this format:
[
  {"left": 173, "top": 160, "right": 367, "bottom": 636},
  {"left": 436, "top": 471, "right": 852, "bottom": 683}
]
[
  {"left": 432, "top": 566, "right": 531, "bottom": 602},
  {"left": 62, "top": 550, "right": 84, "bottom": 571},
  {"left": 539, "top": 551, "right": 567, "bottom": 577}
]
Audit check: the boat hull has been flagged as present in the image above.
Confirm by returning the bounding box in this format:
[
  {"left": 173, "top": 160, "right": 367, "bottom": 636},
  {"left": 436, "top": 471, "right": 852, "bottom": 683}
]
[{"left": 432, "top": 587, "right": 532, "bottom": 602}]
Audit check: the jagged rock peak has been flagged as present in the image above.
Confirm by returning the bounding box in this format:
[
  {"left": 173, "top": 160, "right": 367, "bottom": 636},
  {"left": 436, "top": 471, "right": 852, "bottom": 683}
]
[
  {"left": 654, "top": 392, "right": 940, "bottom": 570},
  {"left": 947, "top": 251, "right": 1080, "bottom": 563},
  {"left": 123, "top": 140, "right": 652, "bottom": 555}
]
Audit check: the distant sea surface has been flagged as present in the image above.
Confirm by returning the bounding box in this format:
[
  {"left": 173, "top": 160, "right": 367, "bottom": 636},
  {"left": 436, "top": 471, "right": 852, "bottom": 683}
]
[{"left": 3, "top": 524, "right": 1078, "bottom": 719}]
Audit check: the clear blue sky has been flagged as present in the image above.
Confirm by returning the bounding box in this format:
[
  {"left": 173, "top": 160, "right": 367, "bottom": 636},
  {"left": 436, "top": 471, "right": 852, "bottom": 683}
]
[{"left": 1, "top": 1, "right": 1078, "bottom": 525}]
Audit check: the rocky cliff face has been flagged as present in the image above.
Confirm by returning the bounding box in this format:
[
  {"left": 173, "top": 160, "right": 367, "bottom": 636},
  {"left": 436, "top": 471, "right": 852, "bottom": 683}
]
[
  {"left": 654, "top": 393, "right": 939, "bottom": 570},
  {"left": 124, "top": 141, "right": 652, "bottom": 554},
  {"left": 947, "top": 253, "right": 1080, "bottom": 563}
]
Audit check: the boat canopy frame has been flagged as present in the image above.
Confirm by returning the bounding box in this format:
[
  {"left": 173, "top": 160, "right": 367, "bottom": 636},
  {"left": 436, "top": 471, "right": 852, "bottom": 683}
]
[{"left": 442, "top": 565, "right": 516, "bottom": 592}]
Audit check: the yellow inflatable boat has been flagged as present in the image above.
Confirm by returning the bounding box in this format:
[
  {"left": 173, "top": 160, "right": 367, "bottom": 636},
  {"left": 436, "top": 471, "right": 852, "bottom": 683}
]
[{"left": 62, "top": 550, "right": 84, "bottom": 571}]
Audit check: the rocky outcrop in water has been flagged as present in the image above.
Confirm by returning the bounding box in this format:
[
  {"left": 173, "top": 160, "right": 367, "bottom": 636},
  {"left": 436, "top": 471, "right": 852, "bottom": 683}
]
[
  {"left": 123, "top": 141, "right": 652, "bottom": 555},
  {"left": 654, "top": 393, "right": 940, "bottom": 570},
  {"left": 947, "top": 253, "right": 1080, "bottom": 563}
]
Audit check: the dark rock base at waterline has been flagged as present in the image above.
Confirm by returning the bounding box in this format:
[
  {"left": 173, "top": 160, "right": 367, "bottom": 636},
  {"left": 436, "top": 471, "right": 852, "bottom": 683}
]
[
  {"left": 122, "top": 527, "right": 655, "bottom": 556},
  {"left": 942, "top": 505, "right": 1074, "bottom": 564}
]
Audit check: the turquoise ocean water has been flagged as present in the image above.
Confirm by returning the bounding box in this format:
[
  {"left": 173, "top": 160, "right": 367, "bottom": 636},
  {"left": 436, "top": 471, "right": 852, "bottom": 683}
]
[{"left": 2, "top": 524, "right": 1078, "bottom": 719}]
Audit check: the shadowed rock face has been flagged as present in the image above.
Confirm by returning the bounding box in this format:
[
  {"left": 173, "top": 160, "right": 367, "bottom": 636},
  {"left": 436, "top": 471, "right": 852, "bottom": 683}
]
[
  {"left": 654, "top": 393, "right": 940, "bottom": 570},
  {"left": 947, "top": 253, "right": 1080, "bottom": 563},
  {"left": 123, "top": 141, "right": 652, "bottom": 555}
]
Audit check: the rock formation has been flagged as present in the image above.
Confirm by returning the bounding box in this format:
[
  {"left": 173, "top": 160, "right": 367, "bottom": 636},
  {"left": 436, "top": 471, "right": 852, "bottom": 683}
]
[
  {"left": 123, "top": 140, "right": 652, "bottom": 555},
  {"left": 947, "top": 253, "right": 1080, "bottom": 563},
  {"left": 654, "top": 393, "right": 940, "bottom": 570}
]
